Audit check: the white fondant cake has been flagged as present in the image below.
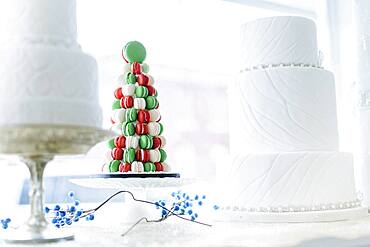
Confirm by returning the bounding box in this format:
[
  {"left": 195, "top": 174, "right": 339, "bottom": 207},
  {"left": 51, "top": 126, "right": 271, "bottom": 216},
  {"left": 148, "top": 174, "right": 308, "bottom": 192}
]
[
  {"left": 229, "top": 67, "right": 338, "bottom": 153},
  {"left": 0, "top": 0, "right": 102, "bottom": 128},
  {"left": 240, "top": 16, "right": 319, "bottom": 69},
  {"left": 225, "top": 16, "right": 364, "bottom": 222}
]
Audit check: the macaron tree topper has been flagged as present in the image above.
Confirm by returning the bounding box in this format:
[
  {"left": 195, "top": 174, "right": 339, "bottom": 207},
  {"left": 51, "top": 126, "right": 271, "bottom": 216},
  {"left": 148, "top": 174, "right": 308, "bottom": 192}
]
[
  {"left": 106, "top": 41, "right": 169, "bottom": 174},
  {"left": 122, "top": 41, "right": 147, "bottom": 63}
]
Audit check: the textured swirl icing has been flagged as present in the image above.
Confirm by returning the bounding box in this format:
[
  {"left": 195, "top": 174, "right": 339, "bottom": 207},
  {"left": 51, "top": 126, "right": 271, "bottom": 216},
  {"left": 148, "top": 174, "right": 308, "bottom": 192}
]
[
  {"left": 226, "top": 152, "right": 357, "bottom": 208},
  {"left": 0, "top": 45, "right": 102, "bottom": 127},
  {"left": 240, "top": 16, "right": 319, "bottom": 68},
  {"left": 229, "top": 67, "right": 339, "bottom": 153}
]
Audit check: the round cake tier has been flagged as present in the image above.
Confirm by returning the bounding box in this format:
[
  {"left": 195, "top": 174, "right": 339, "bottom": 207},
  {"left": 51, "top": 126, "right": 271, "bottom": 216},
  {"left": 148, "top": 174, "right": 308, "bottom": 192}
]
[
  {"left": 240, "top": 16, "right": 319, "bottom": 69},
  {"left": 0, "top": 0, "right": 77, "bottom": 47},
  {"left": 223, "top": 152, "right": 357, "bottom": 210},
  {"left": 0, "top": 45, "right": 102, "bottom": 128},
  {"left": 229, "top": 66, "right": 339, "bottom": 153}
]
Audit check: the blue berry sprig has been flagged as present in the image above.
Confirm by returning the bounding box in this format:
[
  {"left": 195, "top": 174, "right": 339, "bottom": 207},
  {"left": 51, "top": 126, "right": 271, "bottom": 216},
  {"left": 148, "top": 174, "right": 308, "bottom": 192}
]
[
  {"left": 43, "top": 190, "right": 216, "bottom": 237},
  {"left": 156, "top": 191, "right": 210, "bottom": 221},
  {"left": 44, "top": 191, "right": 94, "bottom": 228},
  {"left": 122, "top": 191, "right": 218, "bottom": 237}
]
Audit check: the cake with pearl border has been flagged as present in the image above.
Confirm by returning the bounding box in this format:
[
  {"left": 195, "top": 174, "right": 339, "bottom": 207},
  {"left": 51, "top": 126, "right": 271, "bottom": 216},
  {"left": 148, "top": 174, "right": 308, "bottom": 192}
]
[
  {"left": 221, "top": 16, "right": 366, "bottom": 222},
  {"left": 102, "top": 41, "right": 172, "bottom": 175}
]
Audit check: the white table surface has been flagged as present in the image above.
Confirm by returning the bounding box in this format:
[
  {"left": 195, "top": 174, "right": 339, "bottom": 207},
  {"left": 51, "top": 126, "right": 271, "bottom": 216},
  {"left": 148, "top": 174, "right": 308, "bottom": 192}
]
[{"left": 1, "top": 204, "right": 370, "bottom": 247}]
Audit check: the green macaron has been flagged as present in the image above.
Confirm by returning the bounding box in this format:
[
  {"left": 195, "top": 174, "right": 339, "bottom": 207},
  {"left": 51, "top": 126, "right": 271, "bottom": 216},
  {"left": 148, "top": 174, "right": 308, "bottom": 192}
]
[
  {"left": 112, "top": 100, "right": 121, "bottom": 110},
  {"left": 123, "top": 41, "right": 147, "bottom": 63},
  {"left": 144, "top": 162, "right": 156, "bottom": 172},
  {"left": 142, "top": 63, "right": 149, "bottom": 73},
  {"left": 135, "top": 86, "right": 149, "bottom": 98},
  {"left": 109, "top": 160, "right": 120, "bottom": 172},
  {"left": 159, "top": 149, "right": 167, "bottom": 162},
  {"left": 124, "top": 148, "right": 136, "bottom": 163},
  {"left": 139, "top": 135, "right": 153, "bottom": 149},
  {"left": 145, "top": 96, "right": 158, "bottom": 110},
  {"left": 125, "top": 108, "right": 137, "bottom": 122},
  {"left": 125, "top": 72, "right": 136, "bottom": 84},
  {"left": 107, "top": 138, "right": 115, "bottom": 149},
  {"left": 122, "top": 122, "right": 135, "bottom": 136}
]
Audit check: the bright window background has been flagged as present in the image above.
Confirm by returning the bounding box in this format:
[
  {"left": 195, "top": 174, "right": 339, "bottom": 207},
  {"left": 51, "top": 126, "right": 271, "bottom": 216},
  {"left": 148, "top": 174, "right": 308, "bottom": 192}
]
[{"left": 0, "top": 0, "right": 321, "bottom": 210}]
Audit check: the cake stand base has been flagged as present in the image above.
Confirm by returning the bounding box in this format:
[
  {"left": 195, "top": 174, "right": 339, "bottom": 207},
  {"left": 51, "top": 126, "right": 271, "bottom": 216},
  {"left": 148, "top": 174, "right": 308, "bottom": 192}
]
[
  {"left": 0, "top": 124, "right": 113, "bottom": 244},
  {"left": 1, "top": 225, "right": 74, "bottom": 244}
]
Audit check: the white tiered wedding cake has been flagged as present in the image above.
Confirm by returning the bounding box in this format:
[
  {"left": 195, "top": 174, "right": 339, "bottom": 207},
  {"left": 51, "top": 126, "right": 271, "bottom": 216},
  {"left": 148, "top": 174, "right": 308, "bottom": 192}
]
[
  {"left": 0, "top": 0, "right": 102, "bottom": 128},
  {"left": 224, "top": 16, "right": 366, "bottom": 222}
]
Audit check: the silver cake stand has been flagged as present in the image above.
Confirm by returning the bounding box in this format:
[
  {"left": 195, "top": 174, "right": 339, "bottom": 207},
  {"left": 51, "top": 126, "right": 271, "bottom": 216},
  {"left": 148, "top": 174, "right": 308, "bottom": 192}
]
[{"left": 0, "top": 124, "right": 113, "bottom": 244}]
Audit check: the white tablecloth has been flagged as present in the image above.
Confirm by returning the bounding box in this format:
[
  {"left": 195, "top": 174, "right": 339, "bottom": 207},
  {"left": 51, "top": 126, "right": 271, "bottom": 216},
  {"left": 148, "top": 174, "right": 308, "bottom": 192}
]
[{"left": 1, "top": 205, "right": 370, "bottom": 247}]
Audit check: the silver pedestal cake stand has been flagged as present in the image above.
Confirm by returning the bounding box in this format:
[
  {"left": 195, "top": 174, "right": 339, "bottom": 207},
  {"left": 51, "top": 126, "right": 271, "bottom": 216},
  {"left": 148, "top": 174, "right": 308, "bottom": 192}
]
[{"left": 0, "top": 124, "right": 113, "bottom": 244}]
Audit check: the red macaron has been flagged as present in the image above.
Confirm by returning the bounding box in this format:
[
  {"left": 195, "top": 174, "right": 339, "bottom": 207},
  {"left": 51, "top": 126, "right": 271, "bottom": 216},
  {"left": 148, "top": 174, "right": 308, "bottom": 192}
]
[
  {"left": 111, "top": 148, "right": 124, "bottom": 160},
  {"left": 137, "top": 74, "right": 149, "bottom": 86},
  {"left": 136, "top": 123, "right": 148, "bottom": 135},
  {"left": 119, "top": 163, "right": 131, "bottom": 172},
  {"left": 114, "top": 136, "right": 126, "bottom": 148},
  {"left": 136, "top": 149, "right": 150, "bottom": 162},
  {"left": 137, "top": 109, "right": 150, "bottom": 123},
  {"left": 154, "top": 162, "right": 164, "bottom": 172},
  {"left": 120, "top": 96, "right": 134, "bottom": 109}
]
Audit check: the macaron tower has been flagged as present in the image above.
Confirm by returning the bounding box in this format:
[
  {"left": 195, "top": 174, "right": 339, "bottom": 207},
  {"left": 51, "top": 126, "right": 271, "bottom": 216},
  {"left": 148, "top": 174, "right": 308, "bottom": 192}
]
[{"left": 104, "top": 41, "right": 169, "bottom": 173}]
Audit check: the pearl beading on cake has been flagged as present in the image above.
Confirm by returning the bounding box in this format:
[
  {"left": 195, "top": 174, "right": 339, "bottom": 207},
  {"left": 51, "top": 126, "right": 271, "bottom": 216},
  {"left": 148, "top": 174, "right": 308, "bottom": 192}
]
[
  {"left": 359, "top": 89, "right": 370, "bottom": 108},
  {"left": 220, "top": 199, "right": 362, "bottom": 213},
  {"left": 1, "top": 36, "right": 78, "bottom": 49},
  {"left": 239, "top": 63, "right": 323, "bottom": 73}
]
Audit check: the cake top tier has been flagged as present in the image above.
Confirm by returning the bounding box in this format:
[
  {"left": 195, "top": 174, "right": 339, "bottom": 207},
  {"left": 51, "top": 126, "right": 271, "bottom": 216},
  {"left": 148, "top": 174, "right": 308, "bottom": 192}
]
[
  {"left": 0, "top": 0, "right": 77, "bottom": 48},
  {"left": 240, "top": 16, "right": 319, "bottom": 69}
]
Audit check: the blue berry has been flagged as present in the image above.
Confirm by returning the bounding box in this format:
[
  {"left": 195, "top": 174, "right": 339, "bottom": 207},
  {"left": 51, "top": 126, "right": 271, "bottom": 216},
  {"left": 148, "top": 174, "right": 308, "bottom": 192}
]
[
  {"left": 88, "top": 214, "right": 94, "bottom": 221},
  {"left": 171, "top": 192, "right": 176, "bottom": 197},
  {"left": 174, "top": 205, "right": 180, "bottom": 211},
  {"left": 213, "top": 205, "right": 220, "bottom": 210},
  {"left": 191, "top": 216, "right": 196, "bottom": 221},
  {"left": 180, "top": 209, "right": 185, "bottom": 214},
  {"left": 186, "top": 196, "right": 190, "bottom": 200},
  {"left": 74, "top": 200, "right": 80, "bottom": 206},
  {"left": 198, "top": 201, "right": 203, "bottom": 206},
  {"left": 185, "top": 202, "right": 190, "bottom": 207},
  {"left": 76, "top": 210, "right": 83, "bottom": 217},
  {"left": 5, "top": 218, "right": 11, "bottom": 223},
  {"left": 202, "top": 195, "right": 206, "bottom": 199},
  {"left": 161, "top": 209, "right": 167, "bottom": 216},
  {"left": 160, "top": 201, "right": 166, "bottom": 206},
  {"left": 68, "top": 191, "right": 75, "bottom": 198},
  {"left": 194, "top": 213, "right": 198, "bottom": 218},
  {"left": 59, "top": 211, "right": 66, "bottom": 217},
  {"left": 2, "top": 223, "right": 8, "bottom": 230},
  {"left": 51, "top": 218, "right": 58, "bottom": 224},
  {"left": 194, "top": 195, "right": 199, "bottom": 200},
  {"left": 187, "top": 210, "right": 193, "bottom": 215},
  {"left": 182, "top": 193, "right": 186, "bottom": 198},
  {"left": 55, "top": 224, "right": 60, "bottom": 228},
  {"left": 73, "top": 217, "right": 79, "bottom": 222},
  {"left": 69, "top": 206, "right": 76, "bottom": 212},
  {"left": 66, "top": 219, "right": 72, "bottom": 225},
  {"left": 54, "top": 205, "right": 61, "bottom": 211},
  {"left": 44, "top": 207, "right": 50, "bottom": 214},
  {"left": 54, "top": 211, "right": 60, "bottom": 217}
]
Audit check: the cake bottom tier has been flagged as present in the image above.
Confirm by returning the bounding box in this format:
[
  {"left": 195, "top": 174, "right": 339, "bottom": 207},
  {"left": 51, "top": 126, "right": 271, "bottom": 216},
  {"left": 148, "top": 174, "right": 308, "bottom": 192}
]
[{"left": 223, "top": 152, "right": 359, "bottom": 210}]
